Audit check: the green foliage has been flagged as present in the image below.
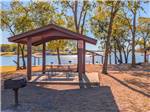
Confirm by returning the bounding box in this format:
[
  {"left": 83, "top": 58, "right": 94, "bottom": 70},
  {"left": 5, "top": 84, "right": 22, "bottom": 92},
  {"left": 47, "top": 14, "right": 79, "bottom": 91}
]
[
  {"left": 29, "top": 1, "right": 55, "bottom": 27},
  {"left": 1, "top": 1, "right": 70, "bottom": 52},
  {"left": 137, "top": 17, "right": 150, "bottom": 48},
  {"left": 47, "top": 40, "right": 68, "bottom": 51},
  {"left": 138, "top": 17, "right": 150, "bottom": 32},
  {"left": 127, "top": 1, "right": 141, "bottom": 14},
  {"left": 0, "top": 44, "right": 17, "bottom": 52},
  {"left": 90, "top": 1, "right": 123, "bottom": 46}
]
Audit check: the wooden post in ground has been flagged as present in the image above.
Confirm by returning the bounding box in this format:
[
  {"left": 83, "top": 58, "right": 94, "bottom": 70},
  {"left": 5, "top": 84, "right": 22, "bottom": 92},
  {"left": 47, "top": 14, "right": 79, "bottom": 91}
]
[
  {"left": 42, "top": 43, "right": 46, "bottom": 74},
  {"left": 92, "top": 53, "right": 95, "bottom": 64},
  {"left": 109, "top": 53, "right": 111, "bottom": 64},
  {"left": 77, "top": 42, "right": 79, "bottom": 72},
  {"left": 16, "top": 44, "right": 20, "bottom": 70},
  {"left": 83, "top": 41, "right": 85, "bottom": 73},
  {"left": 101, "top": 56, "right": 103, "bottom": 64},
  {"left": 34, "top": 56, "right": 36, "bottom": 66},
  {"left": 27, "top": 38, "right": 32, "bottom": 80},
  {"left": 78, "top": 40, "right": 84, "bottom": 88},
  {"left": 38, "top": 57, "right": 40, "bottom": 65}
]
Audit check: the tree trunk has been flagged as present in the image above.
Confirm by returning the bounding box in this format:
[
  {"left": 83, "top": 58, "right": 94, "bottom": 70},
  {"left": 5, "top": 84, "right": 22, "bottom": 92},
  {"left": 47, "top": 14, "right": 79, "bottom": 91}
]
[
  {"left": 109, "top": 53, "right": 111, "bottom": 64},
  {"left": 102, "top": 42, "right": 109, "bottom": 74},
  {"left": 16, "top": 44, "right": 20, "bottom": 70},
  {"left": 118, "top": 48, "right": 123, "bottom": 64},
  {"left": 20, "top": 45, "right": 26, "bottom": 69},
  {"left": 102, "top": 14, "right": 114, "bottom": 74},
  {"left": 57, "top": 48, "right": 61, "bottom": 65},
  {"left": 144, "top": 39, "right": 147, "bottom": 63},
  {"left": 127, "top": 50, "right": 131, "bottom": 64},
  {"left": 122, "top": 47, "right": 128, "bottom": 64},
  {"left": 114, "top": 44, "right": 117, "bottom": 64},
  {"left": 125, "top": 43, "right": 131, "bottom": 64},
  {"left": 101, "top": 1, "right": 120, "bottom": 74},
  {"left": 131, "top": 12, "right": 136, "bottom": 67},
  {"left": 144, "top": 50, "right": 147, "bottom": 63},
  {"left": 116, "top": 40, "right": 123, "bottom": 64}
]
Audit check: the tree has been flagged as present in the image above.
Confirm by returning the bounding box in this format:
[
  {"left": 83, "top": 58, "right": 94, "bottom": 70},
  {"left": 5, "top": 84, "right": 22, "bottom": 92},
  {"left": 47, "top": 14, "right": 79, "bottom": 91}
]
[
  {"left": 123, "top": 1, "right": 144, "bottom": 67},
  {"left": 102, "top": 1, "right": 123, "bottom": 74},
  {"left": 1, "top": 1, "right": 20, "bottom": 69},
  {"left": 0, "top": 44, "right": 10, "bottom": 52},
  {"left": 29, "top": 1, "right": 55, "bottom": 27},
  {"left": 111, "top": 13, "right": 132, "bottom": 64},
  {"left": 91, "top": 1, "right": 122, "bottom": 74},
  {"left": 60, "top": 1, "right": 93, "bottom": 34},
  {"left": 0, "top": 44, "right": 17, "bottom": 52},
  {"left": 29, "top": 1, "right": 67, "bottom": 64},
  {"left": 137, "top": 17, "right": 150, "bottom": 63},
  {"left": 1, "top": 0, "right": 56, "bottom": 69},
  {"left": 47, "top": 40, "right": 68, "bottom": 64},
  {"left": 7, "top": 1, "right": 35, "bottom": 69},
  {"left": 59, "top": 1, "right": 94, "bottom": 85}
]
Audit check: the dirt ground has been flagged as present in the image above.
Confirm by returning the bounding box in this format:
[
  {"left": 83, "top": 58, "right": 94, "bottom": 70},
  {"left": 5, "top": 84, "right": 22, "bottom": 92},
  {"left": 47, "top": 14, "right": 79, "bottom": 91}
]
[
  {"left": 1, "top": 64, "right": 150, "bottom": 112},
  {"left": 100, "top": 66, "right": 150, "bottom": 112}
]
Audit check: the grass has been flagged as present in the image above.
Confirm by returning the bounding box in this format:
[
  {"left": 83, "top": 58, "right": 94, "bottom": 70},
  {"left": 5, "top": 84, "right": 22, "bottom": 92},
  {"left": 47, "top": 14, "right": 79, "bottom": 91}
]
[
  {"left": 0, "top": 66, "right": 17, "bottom": 74},
  {"left": 0, "top": 66, "right": 19, "bottom": 80},
  {"left": 0, "top": 66, "right": 43, "bottom": 74},
  {"left": 0, "top": 52, "right": 16, "bottom": 56}
]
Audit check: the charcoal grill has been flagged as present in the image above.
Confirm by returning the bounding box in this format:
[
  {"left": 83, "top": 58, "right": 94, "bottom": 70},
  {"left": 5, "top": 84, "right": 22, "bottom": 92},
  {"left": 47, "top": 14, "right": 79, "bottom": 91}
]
[{"left": 4, "top": 77, "right": 27, "bottom": 106}]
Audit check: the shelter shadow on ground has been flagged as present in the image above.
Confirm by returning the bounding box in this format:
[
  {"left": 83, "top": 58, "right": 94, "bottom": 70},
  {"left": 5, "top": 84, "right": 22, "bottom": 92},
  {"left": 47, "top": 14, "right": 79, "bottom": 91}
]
[
  {"left": 106, "top": 74, "right": 150, "bottom": 98},
  {"left": 2, "top": 84, "right": 119, "bottom": 112}
]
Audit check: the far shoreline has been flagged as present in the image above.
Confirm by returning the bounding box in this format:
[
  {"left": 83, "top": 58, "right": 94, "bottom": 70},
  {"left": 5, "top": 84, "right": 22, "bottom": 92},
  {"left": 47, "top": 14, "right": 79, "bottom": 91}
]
[
  {"left": 0, "top": 51, "right": 148, "bottom": 57},
  {"left": 0, "top": 51, "right": 79, "bottom": 56}
]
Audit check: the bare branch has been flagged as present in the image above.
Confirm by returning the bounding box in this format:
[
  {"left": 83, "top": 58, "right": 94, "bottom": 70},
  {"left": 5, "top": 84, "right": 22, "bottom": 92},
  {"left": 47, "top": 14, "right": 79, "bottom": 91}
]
[
  {"left": 1, "top": 19, "right": 16, "bottom": 36},
  {"left": 78, "top": 1, "right": 86, "bottom": 29}
]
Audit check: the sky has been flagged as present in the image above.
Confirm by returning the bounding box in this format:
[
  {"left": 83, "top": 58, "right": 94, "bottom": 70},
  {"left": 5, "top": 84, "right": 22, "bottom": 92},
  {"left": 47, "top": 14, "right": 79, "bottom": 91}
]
[{"left": 0, "top": 0, "right": 150, "bottom": 50}]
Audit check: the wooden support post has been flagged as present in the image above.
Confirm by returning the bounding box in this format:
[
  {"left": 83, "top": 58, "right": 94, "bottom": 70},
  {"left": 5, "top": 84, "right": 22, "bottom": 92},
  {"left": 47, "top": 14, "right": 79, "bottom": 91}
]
[
  {"left": 77, "top": 42, "right": 79, "bottom": 72},
  {"left": 27, "top": 38, "right": 32, "bottom": 80},
  {"left": 16, "top": 44, "right": 20, "bottom": 70},
  {"left": 83, "top": 41, "right": 85, "bottom": 73},
  {"left": 42, "top": 43, "right": 46, "bottom": 74},
  {"left": 101, "top": 56, "right": 103, "bottom": 64},
  {"left": 92, "top": 53, "right": 95, "bottom": 64},
  {"left": 34, "top": 56, "right": 36, "bottom": 66},
  {"left": 38, "top": 57, "right": 40, "bottom": 65},
  {"left": 109, "top": 54, "right": 111, "bottom": 64},
  {"left": 78, "top": 40, "right": 84, "bottom": 88}
]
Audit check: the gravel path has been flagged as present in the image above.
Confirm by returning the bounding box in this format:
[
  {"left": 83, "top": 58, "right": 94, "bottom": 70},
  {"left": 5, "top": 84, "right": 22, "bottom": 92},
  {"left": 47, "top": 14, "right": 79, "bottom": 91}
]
[{"left": 2, "top": 84, "right": 119, "bottom": 112}]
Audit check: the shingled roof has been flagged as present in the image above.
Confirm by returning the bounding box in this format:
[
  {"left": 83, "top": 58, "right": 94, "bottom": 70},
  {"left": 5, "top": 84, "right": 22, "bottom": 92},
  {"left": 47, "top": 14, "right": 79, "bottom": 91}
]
[{"left": 8, "top": 24, "right": 97, "bottom": 46}]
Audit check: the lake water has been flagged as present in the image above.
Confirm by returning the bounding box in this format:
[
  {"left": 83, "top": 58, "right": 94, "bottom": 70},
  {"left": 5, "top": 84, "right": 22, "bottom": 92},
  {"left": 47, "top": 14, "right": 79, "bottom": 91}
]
[{"left": 0, "top": 53, "right": 149, "bottom": 66}]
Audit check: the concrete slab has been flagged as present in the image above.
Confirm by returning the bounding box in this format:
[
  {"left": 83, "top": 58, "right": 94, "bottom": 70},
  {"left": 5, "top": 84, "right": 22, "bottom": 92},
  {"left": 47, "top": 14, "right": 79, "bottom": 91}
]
[{"left": 29, "top": 72, "right": 99, "bottom": 85}]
